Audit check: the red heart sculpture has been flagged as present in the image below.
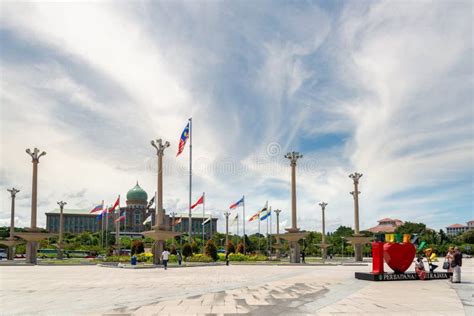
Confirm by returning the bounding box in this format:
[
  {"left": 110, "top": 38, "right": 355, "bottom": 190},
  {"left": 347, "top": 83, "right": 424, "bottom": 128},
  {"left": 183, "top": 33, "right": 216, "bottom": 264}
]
[{"left": 383, "top": 242, "right": 416, "bottom": 273}]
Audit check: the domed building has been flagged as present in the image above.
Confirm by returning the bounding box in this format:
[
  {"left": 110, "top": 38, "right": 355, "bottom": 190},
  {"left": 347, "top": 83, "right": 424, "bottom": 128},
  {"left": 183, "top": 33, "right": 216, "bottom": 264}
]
[{"left": 119, "top": 182, "right": 155, "bottom": 233}]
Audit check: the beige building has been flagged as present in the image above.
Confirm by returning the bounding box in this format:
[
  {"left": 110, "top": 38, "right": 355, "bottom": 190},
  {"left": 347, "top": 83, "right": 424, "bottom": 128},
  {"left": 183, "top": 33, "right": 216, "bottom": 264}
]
[{"left": 446, "top": 220, "right": 474, "bottom": 236}]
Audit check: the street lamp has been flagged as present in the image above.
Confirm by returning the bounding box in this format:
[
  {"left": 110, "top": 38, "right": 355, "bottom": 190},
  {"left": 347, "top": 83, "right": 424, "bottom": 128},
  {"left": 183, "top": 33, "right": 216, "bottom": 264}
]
[
  {"left": 341, "top": 237, "right": 345, "bottom": 259},
  {"left": 284, "top": 152, "right": 303, "bottom": 232},
  {"left": 318, "top": 202, "right": 328, "bottom": 260},
  {"left": 57, "top": 201, "right": 67, "bottom": 259},
  {"left": 349, "top": 172, "right": 363, "bottom": 261}
]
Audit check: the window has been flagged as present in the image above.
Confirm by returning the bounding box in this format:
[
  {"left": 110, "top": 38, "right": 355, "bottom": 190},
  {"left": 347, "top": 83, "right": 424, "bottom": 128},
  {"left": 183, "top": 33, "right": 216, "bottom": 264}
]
[{"left": 134, "top": 210, "right": 141, "bottom": 225}]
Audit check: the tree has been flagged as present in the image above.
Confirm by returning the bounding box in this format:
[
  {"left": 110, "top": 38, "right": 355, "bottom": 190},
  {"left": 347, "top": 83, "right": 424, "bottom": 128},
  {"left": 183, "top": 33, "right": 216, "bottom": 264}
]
[
  {"left": 226, "top": 240, "right": 236, "bottom": 254},
  {"left": 205, "top": 240, "right": 218, "bottom": 261},
  {"left": 182, "top": 243, "right": 192, "bottom": 258},
  {"left": 131, "top": 240, "right": 145, "bottom": 255},
  {"left": 459, "top": 230, "right": 474, "bottom": 244},
  {"left": 395, "top": 222, "right": 426, "bottom": 234}
]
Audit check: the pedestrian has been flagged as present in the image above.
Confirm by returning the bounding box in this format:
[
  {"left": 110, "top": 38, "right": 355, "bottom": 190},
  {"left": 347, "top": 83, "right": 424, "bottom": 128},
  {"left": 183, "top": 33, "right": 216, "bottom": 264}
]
[
  {"left": 176, "top": 250, "right": 182, "bottom": 266},
  {"left": 445, "top": 247, "right": 455, "bottom": 277},
  {"left": 161, "top": 248, "right": 170, "bottom": 270},
  {"left": 451, "top": 247, "right": 462, "bottom": 283},
  {"left": 301, "top": 250, "right": 306, "bottom": 263},
  {"left": 415, "top": 256, "right": 426, "bottom": 280}
]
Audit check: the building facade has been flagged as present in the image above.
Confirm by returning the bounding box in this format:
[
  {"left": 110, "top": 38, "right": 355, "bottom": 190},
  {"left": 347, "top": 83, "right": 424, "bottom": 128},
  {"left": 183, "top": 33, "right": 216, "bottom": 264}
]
[
  {"left": 45, "top": 182, "right": 218, "bottom": 237},
  {"left": 46, "top": 209, "right": 99, "bottom": 233},
  {"left": 446, "top": 221, "right": 474, "bottom": 236}
]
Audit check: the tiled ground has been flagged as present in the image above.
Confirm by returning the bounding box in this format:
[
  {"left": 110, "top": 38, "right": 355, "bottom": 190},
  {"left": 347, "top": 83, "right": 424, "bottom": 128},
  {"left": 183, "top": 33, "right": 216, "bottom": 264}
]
[{"left": 0, "top": 260, "right": 472, "bottom": 315}]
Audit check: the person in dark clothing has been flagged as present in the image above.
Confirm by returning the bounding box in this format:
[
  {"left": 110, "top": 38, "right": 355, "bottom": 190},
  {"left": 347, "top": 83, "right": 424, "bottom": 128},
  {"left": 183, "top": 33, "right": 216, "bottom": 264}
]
[
  {"left": 451, "top": 247, "right": 462, "bottom": 283},
  {"left": 301, "top": 251, "right": 305, "bottom": 263}
]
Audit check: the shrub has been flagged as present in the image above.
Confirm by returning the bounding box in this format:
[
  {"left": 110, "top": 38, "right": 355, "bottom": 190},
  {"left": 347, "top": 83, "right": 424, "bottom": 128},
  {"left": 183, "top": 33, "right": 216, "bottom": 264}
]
[
  {"left": 226, "top": 240, "right": 236, "bottom": 254},
  {"left": 131, "top": 240, "right": 145, "bottom": 255},
  {"left": 188, "top": 254, "right": 213, "bottom": 262},
  {"left": 236, "top": 242, "right": 244, "bottom": 254},
  {"left": 228, "top": 253, "right": 247, "bottom": 261},
  {"left": 182, "top": 243, "right": 193, "bottom": 258},
  {"left": 105, "top": 255, "right": 130, "bottom": 262},
  {"left": 205, "top": 240, "right": 218, "bottom": 261},
  {"left": 191, "top": 241, "right": 200, "bottom": 254},
  {"left": 136, "top": 252, "right": 153, "bottom": 263}
]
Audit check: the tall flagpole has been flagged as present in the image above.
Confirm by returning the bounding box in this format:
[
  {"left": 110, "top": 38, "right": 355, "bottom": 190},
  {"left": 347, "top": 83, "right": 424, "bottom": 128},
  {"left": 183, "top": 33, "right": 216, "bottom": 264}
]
[
  {"left": 105, "top": 205, "right": 108, "bottom": 249},
  {"left": 243, "top": 195, "right": 246, "bottom": 254},
  {"left": 237, "top": 214, "right": 239, "bottom": 236},
  {"left": 202, "top": 192, "right": 205, "bottom": 250},
  {"left": 266, "top": 207, "right": 269, "bottom": 256},
  {"left": 188, "top": 117, "right": 193, "bottom": 243},
  {"left": 269, "top": 207, "right": 272, "bottom": 257},
  {"left": 258, "top": 213, "right": 261, "bottom": 253}
]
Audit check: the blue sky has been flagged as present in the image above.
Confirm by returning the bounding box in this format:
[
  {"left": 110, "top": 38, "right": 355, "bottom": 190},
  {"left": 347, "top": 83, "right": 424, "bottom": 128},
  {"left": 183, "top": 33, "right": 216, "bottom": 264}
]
[{"left": 0, "top": 0, "right": 472, "bottom": 233}]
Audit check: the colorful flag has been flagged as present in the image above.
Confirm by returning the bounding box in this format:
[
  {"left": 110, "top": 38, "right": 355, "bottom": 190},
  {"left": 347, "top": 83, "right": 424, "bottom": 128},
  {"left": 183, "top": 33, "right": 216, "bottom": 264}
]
[
  {"left": 115, "top": 214, "right": 125, "bottom": 223},
  {"left": 260, "top": 209, "right": 271, "bottom": 221},
  {"left": 229, "top": 196, "right": 244, "bottom": 209},
  {"left": 202, "top": 216, "right": 211, "bottom": 225},
  {"left": 147, "top": 195, "right": 155, "bottom": 209},
  {"left": 96, "top": 208, "right": 107, "bottom": 220},
  {"left": 176, "top": 121, "right": 190, "bottom": 156},
  {"left": 171, "top": 217, "right": 182, "bottom": 226},
  {"left": 143, "top": 215, "right": 152, "bottom": 225},
  {"left": 89, "top": 203, "right": 103, "bottom": 213},
  {"left": 108, "top": 196, "right": 120, "bottom": 213},
  {"left": 191, "top": 194, "right": 204, "bottom": 209},
  {"left": 248, "top": 202, "right": 267, "bottom": 222}
]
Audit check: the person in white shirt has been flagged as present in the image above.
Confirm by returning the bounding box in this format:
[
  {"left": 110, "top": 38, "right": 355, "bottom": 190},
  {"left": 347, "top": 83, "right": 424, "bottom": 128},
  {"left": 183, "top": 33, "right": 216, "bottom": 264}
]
[{"left": 161, "top": 249, "right": 170, "bottom": 270}]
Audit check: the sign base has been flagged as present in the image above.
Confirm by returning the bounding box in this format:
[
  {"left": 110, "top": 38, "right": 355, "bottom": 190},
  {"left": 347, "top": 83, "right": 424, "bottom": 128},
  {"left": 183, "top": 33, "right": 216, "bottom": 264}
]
[{"left": 355, "top": 271, "right": 452, "bottom": 281}]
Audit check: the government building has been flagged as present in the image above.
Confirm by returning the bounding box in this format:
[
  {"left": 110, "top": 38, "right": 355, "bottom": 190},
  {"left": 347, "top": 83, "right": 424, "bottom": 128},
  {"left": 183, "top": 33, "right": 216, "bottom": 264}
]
[{"left": 45, "top": 182, "right": 218, "bottom": 238}]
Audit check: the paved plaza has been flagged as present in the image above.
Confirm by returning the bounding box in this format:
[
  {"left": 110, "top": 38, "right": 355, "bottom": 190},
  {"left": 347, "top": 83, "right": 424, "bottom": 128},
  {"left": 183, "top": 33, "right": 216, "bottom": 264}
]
[{"left": 0, "top": 260, "right": 472, "bottom": 316}]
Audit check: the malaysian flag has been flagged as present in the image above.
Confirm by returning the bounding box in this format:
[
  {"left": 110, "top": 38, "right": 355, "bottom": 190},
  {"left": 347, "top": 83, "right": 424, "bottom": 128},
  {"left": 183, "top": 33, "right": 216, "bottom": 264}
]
[{"left": 176, "top": 121, "right": 190, "bottom": 156}]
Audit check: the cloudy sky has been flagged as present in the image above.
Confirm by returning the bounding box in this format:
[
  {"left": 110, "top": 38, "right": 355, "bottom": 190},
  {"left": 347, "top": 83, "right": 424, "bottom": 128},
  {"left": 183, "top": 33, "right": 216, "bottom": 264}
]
[{"left": 0, "top": 0, "right": 472, "bottom": 234}]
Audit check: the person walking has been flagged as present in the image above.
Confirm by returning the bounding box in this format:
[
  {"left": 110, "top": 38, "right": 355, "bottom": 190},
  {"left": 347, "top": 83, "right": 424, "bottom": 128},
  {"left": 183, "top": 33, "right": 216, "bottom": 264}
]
[
  {"left": 451, "top": 247, "right": 462, "bottom": 283},
  {"left": 161, "top": 248, "right": 170, "bottom": 270},
  {"left": 445, "top": 247, "right": 455, "bottom": 277},
  {"left": 176, "top": 250, "right": 182, "bottom": 266}
]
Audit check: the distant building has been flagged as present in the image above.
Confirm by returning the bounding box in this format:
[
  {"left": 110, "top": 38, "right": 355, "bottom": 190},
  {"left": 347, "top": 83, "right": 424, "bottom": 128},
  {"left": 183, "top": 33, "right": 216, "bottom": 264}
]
[
  {"left": 446, "top": 221, "right": 474, "bottom": 236},
  {"left": 366, "top": 218, "right": 404, "bottom": 233},
  {"left": 46, "top": 209, "right": 99, "bottom": 233},
  {"left": 45, "top": 182, "right": 218, "bottom": 237}
]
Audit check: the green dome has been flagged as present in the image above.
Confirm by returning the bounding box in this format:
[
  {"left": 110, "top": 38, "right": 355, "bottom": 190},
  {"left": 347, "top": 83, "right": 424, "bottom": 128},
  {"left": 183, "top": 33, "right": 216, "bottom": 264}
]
[{"left": 126, "top": 182, "right": 148, "bottom": 202}]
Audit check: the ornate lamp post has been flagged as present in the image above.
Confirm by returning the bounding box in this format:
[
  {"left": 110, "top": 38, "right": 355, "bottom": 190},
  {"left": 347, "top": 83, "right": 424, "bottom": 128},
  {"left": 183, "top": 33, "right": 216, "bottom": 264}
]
[
  {"left": 275, "top": 151, "right": 308, "bottom": 263},
  {"left": 318, "top": 202, "right": 330, "bottom": 260},
  {"left": 347, "top": 172, "right": 371, "bottom": 262},
  {"left": 57, "top": 201, "right": 67, "bottom": 259},
  {"left": 151, "top": 139, "right": 169, "bottom": 229},
  {"left": 26, "top": 148, "right": 46, "bottom": 230},
  {"left": 273, "top": 209, "right": 282, "bottom": 259},
  {"left": 142, "top": 139, "right": 180, "bottom": 265},
  {"left": 0, "top": 188, "right": 20, "bottom": 260},
  {"left": 284, "top": 152, "right": 303, "bottom": 232}
]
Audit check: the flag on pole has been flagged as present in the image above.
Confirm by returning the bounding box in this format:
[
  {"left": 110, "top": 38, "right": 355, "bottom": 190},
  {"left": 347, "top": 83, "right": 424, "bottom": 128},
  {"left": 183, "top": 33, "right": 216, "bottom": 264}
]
[
  {"left": 231, "top": 213, "right": 239, "bottom": 225},
  {"left": 108, "top": 196, "right": 120, "bottom": 213},
  {"left": 147, "top": 195, "right": 155, "bottom": 209},
  {"left": 260, "top": 208, "right": 271, "bottom": 221},
  {"left": 115, "top": 212, "right": 125, "bottom": 223},
  {"left": 171, "top": 217, "right": 182, "bottom": 226},
  {"left": 191, "top": 194, "right": 204, "bottom": 209},
  {"left": 96, "top": 208, "right": 107, "bottom": 220},
  {"left": 177, "top": 122, "right": 190, "bottom": 156},
  {"left": 248, "top": 202, "right": 267, "bottom": 222},
  {"left": 229, "top": 196, "right": 244, "bottom": 209},
  {"left": 202, "top": 216, "right": 211, "bottom": 225},
  {"left": 89, "top": 203, "right": 103, "bottom": 213},
  {"left": 143, "top": 215, "right": 152, "bottom": 225}
]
